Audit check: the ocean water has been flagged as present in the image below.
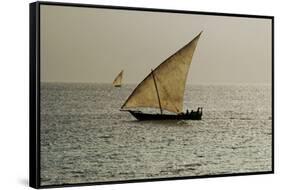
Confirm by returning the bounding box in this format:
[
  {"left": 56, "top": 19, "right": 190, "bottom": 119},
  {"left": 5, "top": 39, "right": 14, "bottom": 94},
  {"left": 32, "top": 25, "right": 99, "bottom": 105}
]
[{"left": 40, "top": 83, "right": 272, "bottom": 185}]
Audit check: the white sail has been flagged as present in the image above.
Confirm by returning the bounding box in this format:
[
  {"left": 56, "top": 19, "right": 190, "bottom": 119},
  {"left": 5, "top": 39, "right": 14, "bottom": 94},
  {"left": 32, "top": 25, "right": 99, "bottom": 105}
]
[
  {"left": 113, "top": 70, "right": 123, "bottom": 87},
  {"left": 121, "top": 32, "right": 202, "bottom": 113}
]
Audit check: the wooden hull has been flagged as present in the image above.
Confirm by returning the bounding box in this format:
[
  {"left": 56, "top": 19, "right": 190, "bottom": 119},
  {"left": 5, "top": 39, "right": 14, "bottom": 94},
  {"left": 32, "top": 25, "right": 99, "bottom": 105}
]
[
  {"left": 114, "top": 85, "right": 122, "bottom": 87},
  {"left": 128, "top": 110, "right": 202, "bottom": 121}
]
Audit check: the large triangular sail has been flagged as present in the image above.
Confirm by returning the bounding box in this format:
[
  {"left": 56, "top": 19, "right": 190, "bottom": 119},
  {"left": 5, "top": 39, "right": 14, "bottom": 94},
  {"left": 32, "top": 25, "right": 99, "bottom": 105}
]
[
  {"left": 121, "top": 32, "right": 202, "bottom": 113},
  {"left": 113, "top": 70, "right": 123, "bottom": 87}
]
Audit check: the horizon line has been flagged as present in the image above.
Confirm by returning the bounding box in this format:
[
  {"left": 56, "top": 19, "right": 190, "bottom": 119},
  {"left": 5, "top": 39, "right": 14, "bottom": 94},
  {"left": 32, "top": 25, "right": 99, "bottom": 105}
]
[{"left": 41, "top": 81, "right": 271, "bottom": 86}]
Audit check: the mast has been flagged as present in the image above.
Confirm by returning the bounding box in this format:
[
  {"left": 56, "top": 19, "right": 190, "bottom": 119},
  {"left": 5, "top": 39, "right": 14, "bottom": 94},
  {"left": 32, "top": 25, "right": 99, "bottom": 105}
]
[{"left": 151, "top": 69, "right": 163, "bottom": 114}]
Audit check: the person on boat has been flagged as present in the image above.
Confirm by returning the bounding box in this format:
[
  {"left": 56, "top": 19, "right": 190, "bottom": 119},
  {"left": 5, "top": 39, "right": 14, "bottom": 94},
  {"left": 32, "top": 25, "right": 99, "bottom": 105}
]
[{"left": 186, "top": 109, "right": 189, "bottom": 115}]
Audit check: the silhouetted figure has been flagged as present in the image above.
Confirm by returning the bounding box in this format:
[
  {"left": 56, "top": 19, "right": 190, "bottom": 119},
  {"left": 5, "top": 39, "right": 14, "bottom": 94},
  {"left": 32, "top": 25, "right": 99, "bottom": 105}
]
[{"left": 191, "top": 110, "right": 194, "bottom": 116}]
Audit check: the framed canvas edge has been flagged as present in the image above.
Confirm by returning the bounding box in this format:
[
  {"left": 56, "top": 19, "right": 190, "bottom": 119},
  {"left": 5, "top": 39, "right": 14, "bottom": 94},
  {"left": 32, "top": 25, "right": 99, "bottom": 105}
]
[
  {"left": 30, "top": 1, "right": 41, "bottom": 189},
  {"left": 29, "top": 1, "right": 275, "bottom": 189}
]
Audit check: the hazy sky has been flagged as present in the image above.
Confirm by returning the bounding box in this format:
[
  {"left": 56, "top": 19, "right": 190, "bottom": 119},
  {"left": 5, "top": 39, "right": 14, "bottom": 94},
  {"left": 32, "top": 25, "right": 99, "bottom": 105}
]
[{"left": 40, "top": 5, "right": 272, "bottom": 84}]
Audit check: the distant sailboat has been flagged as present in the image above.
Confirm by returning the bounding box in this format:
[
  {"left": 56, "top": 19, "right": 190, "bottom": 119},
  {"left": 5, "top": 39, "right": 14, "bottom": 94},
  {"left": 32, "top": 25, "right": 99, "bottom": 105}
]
[
  {"left": 113, "top": 70, "right": 123, "bottom": 87},
  {"left": 120, "top": 32, "right": 203, "bottom": 120}
]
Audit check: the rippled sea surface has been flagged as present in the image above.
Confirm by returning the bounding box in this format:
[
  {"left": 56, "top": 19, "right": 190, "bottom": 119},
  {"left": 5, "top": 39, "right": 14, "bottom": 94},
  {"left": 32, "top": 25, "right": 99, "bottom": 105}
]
[{"left": 40, "top": 83, "right": 272, "bottom": 186}]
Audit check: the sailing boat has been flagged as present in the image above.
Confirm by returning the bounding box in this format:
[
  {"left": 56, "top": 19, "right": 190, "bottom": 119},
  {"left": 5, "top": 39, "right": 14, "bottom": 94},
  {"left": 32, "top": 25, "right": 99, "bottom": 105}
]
[
  {"left": 113, "top": 70, "right": 124, "bottom": 87},
  {"left": 120, "top": 32, "right": 203, "bottom": 120}
]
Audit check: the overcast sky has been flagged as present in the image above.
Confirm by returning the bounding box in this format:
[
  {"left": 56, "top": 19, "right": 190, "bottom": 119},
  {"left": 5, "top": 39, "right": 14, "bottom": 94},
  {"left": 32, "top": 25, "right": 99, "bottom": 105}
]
[{"left": 40, "top": 5, "right": 272, "bottom": 84}]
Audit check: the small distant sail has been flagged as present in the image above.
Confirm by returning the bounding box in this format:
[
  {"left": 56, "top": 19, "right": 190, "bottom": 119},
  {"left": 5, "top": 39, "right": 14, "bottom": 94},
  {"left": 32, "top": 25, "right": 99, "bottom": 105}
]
[
  {"left": 121, "top": 32, "right": 202, "bottom": 113},
  {"left": 113, "top": 70, "right": 123, "bottom": 87}
]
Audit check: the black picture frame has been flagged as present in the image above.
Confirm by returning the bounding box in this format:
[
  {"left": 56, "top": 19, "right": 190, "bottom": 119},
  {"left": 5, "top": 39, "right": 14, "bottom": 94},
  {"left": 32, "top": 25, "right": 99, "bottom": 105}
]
[{"left": 29, "top": 1, "right": 274, "bottom": 189}]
